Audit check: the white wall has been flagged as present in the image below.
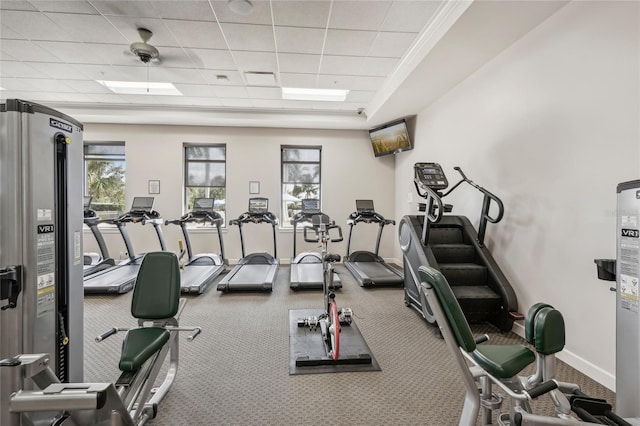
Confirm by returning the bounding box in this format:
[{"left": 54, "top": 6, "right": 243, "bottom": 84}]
[
  {"left": 395, "top": 1, "right": 639, "bottom": 390},
  {"left": 84, "top": 124, "right": 397, "bottom": 264}
]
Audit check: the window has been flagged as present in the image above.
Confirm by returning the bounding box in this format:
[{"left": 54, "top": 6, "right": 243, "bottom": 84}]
[
  {"left": 84, "top": 143, "right": 126, "bottom": 219},
  {"left": 184, "top": 144, "right": 226, "bottom": 225},
  {"left": 281, "top": 145, "right": 321, "bottom": 226}
]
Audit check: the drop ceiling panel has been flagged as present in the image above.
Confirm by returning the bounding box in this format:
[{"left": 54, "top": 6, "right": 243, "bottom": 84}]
[
  {"left": 316, "top": 74, "right": 354, "bottom": 90},
  {"left": 151, "top": 1, "right": 216, "bottom": 22},
  {"left": 30, "top": 0, "right": 98, "bottom": 14},
  {"left": 0, "top": 23, "right": 25, "bottom": 40},
  {"left": 272, "top": 1, "right": 330, "bottom": 28},
  {"left": 346, "top": 90, "right": 374, "bottom": 103},
  {"left": 163, "top": 20, "right": 227, "bottom": 49},
  {"left": 1, "top": 77, "right": 75, "bottom": 92},
  {"left": 1, "top": 39, "right": 64, "bottom": 63},
  {"left": 211, "top": 0, "right": 273, "bottom": 25},
  {"left": 278, "top": 53, "right": 320, "bottom": 74},
  {"left": 73, "top": 64, "right": 148, "bottom": 81},
  {"left": 173, "top": 83, "right": 219, "bottom": 97},
  {"left": 279, "top": 73, "right": 318, "bottom": 88},
  {"left": 220, "top": 23, "right": 275, "bottom": 52},
  {"left": 328, "top": 1, "right": 390, "bottom": 31},
  {"left": 147, "top": 67, "right": 206, "bottom": 84},
  {"left": 27, "top": 62, "right": 92, "bottom": 80},
  {"left": 323, "top": 29, "right": 377, "bottom": 56},
  {"left": 186, "top": 48, "right": 236, "bottom": 70},
  {"left": 1, "top": 10, "right": 75, "bottom": 42},
  {"left": 90, "top": 1, "right": 161, "bottom": 18},
  {"left": 233, "top": 51, "right": 278, "bottom": 73},
  {"left": 199, "top": 69, "right": 244, "bottom": 85},
  {"left": 27, "top": 92, "right": 98, "bottom": 102},
  {"left": 275, "top": 26, "right": 325, "bottom": 55},
  {"left": 0, "top": 1, "right": 37, "bottom": 11},
  {"left": 0, "top": 60, "right": 49, "bottom": 78},
  {"left": 45, "top": 13, "right": 129, "bottom": 44},
  {"left": 33, "top": 41, "right": 118, "bottom": 65},
  {"left": 320, "top": 55, "right": 365, "bottom": 76},
  {"left": 380, "top": 1, "right": 444, "bottom": 32},
  {"left": 60, "top": 79, "right": 114, "bottom": 94}
]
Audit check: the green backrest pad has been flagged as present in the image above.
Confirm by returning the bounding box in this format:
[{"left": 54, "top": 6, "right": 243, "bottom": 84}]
[
  {"left": 525, "top": 303, "right": 553, "bottom": 345},
  {"left": 533, "top": 307, "right": 565, "bottom": 355},
  {"left": 419, "top": 265, "right": 535, "bottom": 379},
  {"left": 418, "top": 266, "right": 477, "bottom": 352},
  {"left": 131, "top": 251, "right": 181, "bottom": 319}
]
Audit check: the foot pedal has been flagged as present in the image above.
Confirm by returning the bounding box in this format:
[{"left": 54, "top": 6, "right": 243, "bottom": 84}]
[
  {"left": 115, "top": 370, "right": 138, "bottom": 387},
  {"left": 339, "top": 308, "right": 352, "bottom": 325}
]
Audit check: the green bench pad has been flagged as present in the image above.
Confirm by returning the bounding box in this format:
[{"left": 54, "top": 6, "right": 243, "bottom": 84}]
[
  {"left": 471, "top": 344, "right": 535, "bottom": 379},
  {"left": 119, "top": 327, "right": 170, "bottom": 372}
]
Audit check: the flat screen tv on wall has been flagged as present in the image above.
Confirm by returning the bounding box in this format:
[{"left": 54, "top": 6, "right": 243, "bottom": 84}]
[{"left": 369, "top": 119, "right": 413, "bottom": 157}]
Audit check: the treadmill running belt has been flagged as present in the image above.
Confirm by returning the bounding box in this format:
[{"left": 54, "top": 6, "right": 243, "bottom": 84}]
[{"left": 350, "top": 262, "right": 403, "bottom": 285}]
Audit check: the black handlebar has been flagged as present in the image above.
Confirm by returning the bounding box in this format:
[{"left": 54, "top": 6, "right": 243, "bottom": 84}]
[{"left": 526, "top": 380, "right": 558, "bottom": 399}]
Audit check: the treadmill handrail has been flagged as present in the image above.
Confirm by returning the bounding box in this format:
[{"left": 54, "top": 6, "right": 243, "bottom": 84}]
[
  {"left": 229, "top": 210, "right": 278, "bottom": 259},
  {"left": 346, "top": 208, "right": 397, "bottom": 257}
]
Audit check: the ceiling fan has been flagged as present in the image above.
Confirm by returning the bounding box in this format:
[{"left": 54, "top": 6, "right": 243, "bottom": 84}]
[{"left": 129, "top": 28, "right": 160, "bottom": 64}]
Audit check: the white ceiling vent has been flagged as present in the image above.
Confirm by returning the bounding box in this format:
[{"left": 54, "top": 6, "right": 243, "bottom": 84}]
[{"left": 245, "top": 71, "right": 277, "bottom": 87}]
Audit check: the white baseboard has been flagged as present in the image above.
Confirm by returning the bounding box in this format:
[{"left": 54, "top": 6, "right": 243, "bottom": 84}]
[{"left": 511, "top": 322, "right": 615, "bottom": 391}]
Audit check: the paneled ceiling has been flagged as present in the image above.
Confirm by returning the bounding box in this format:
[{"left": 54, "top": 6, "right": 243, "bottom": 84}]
[{"left": 0, "top": 1, "right": 568, "bottom": 129}]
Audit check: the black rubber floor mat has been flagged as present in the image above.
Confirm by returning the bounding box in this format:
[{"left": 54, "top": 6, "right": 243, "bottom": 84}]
[{"left": 289, "top": 308, "right": 381, "bottom": 375}]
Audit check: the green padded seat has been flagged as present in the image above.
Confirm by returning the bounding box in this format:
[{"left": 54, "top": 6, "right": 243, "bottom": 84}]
[
  {"left": 472, "top": 345, "right": 535, "bottom": 379},
  {"left": 118, "top": 252, "right": 181, "bottom": 372},
  {"left": 418, "top": 265, "right": 534, "bottom": 379},
  {"left": 119, "top": 328, "right": 170, "bottom": 372}
]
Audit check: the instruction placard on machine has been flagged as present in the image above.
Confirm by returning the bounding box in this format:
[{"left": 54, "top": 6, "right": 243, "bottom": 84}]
[
  {"left": 619, "top": 215, "right": 639, "bottom": 313},
  {"left": 37, "top": 224, "right": 56, "bottom": 318}
]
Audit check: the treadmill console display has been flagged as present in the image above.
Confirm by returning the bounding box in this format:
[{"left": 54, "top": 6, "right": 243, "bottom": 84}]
[
  {"left": 301, "top": 198, "right": 320, "bottom": 213},
  {"left": 131, "top": 196, "right": 155, "bottom": 213},
  {"left": 193, "top": 198, "right": 214, "bottom": 212},
  {"left": 356, "top": 199, "right": 375, "bottom": 214},
  {"left": 414, "top": 162, "right": 448, "bottom": 190},
  {"left": 249, "top": 197, "right": 268, "bottom": 214}
]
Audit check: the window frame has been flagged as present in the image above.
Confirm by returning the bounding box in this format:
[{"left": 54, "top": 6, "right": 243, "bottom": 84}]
[
  {"left": 280, "top": 145, "right": 322, "bottom": 228},
  {"left": 183, "top": 143, "right": 227, "bottom": 228},
  {"left": 83, "top": 141, "right": 126, "bottom": 220}
]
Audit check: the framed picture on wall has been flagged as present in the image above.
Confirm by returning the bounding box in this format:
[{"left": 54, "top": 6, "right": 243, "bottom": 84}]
[{"left": 148, "top": 180, "right": 160, "bottom": 194}]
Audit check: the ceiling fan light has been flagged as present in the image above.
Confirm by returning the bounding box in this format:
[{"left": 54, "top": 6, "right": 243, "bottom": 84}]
[{"left": 228, "top": 0, "right": 253, "bottom": 15}]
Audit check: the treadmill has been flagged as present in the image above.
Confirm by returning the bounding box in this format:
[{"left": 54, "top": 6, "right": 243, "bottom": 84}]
[
  {"left": 165, "top": 198, "right": 227, "bottom": 294},
  {"left": 289, "top": 198, "right": 341, "bottom": 290},
  {"left": 83, "top": 196, "right": 166, "bottom": 294},
  {"left": 83, "top": 196, "right": 116, "bottom": 277},
  {"left": 344, "top": 200, "right": 403, "bottom": 287},
  {"left": 217, "top": 197, "right": 279, "bottom": 292}
]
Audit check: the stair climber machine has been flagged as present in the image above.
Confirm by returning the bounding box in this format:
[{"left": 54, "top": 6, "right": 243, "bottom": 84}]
[
  {"left": 165, "top": 197, "right": 227, "bottom": 294},
  {"left": 344, "top": 200, "right": 403, "bottom": 287},
  {"left": 399, "top": 162, "right": 521, "bottom": 332},
  {"left": 217, "top": 197, "right": 279, "bottom": 292},
  {"left": 83, "top": 196, "right": 116, "bottom": 278},
  {"left": 290, "top": 198, "right": 341, "bottom": 290},
  {"left": 83, "top": 196, "right": 167, "bottom": 294}
]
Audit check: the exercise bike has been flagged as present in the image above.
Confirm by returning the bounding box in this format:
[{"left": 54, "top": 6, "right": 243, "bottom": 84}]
[
  {"left": 297, "top": 214, "right": 352, "bottom": 362},
  {"left": 0, "top": 252, "right": 201, "bottom": 426}
]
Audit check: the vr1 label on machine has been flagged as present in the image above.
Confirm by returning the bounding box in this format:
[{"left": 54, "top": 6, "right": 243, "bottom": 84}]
[
  {"left": 621, "top": 228, "right": 639, "bottom": 238},
  {"left": 36, "top": 225, "right": 56, "bottom": 318},
  {"left": 49, "top": 117, "right": 72, "bottom": 133}
]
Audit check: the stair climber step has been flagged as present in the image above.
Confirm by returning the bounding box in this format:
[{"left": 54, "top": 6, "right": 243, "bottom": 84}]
[
  {"left": 428, "top": 226, "right": 463, "bottom": 244},
  {"left": 452, "top": 285, "right": 502, "bottom": 324},
  {"left": 439, "top": 263, "right": 487, "bottom": 287},
  {"left": 431, "top": 244, "right": 475, "bottom": 264}
]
